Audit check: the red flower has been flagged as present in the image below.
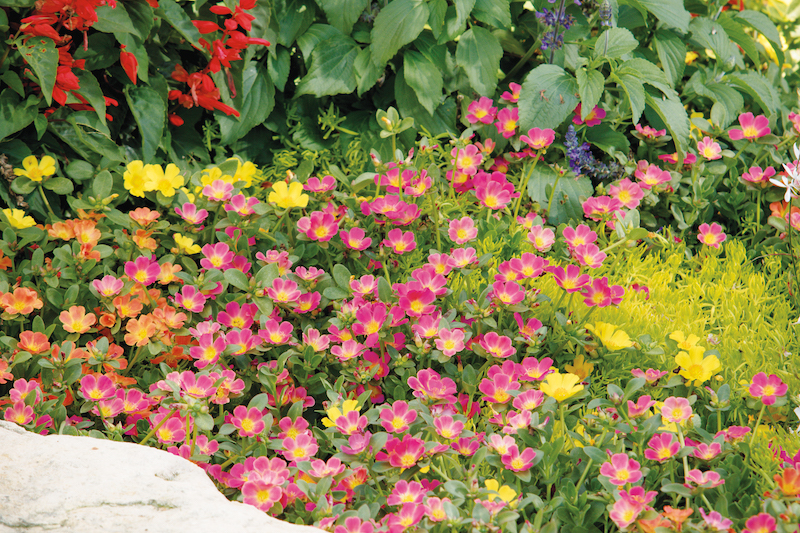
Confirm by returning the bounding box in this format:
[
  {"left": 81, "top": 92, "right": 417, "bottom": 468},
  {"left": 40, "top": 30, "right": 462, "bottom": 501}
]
[{"left": 120, "top": 45, "right": 138, "bottom": 85}]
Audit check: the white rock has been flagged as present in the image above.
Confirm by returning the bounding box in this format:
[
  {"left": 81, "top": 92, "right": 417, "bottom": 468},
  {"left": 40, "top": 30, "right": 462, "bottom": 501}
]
[{"left": 0, "top": 421, "right": 323, "bottom": 533}]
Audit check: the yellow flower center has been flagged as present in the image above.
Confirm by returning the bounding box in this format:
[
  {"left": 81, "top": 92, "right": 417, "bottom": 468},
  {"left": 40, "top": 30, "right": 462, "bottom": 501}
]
[
  {"left": 392, "top": 417, "right": 405, "bottom": 430},
  {"left": 400, "top": 454, "right": 416, "bottom": 468},
  {"left": 762, "top": 385, "right": 776, "bottom": 397}
]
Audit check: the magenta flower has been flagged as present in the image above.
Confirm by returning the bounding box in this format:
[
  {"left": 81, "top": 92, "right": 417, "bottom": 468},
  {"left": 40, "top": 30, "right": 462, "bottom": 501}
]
[
  {"left": 618, "top": 486, "right": 657, "bottom": 509},
  {"left": 580, "top": 276, "right": 624, "bottom": 307},
  {"left": 175, "top": 202, "right": 209, "bottom": 225},
  {"left": 448, "top": 247, "right": 478, "bottom": 268},
  {"left": 501, "top": 445, "right": 537, "bottom": 471},
  {"left": 124, "top": 255, "right": 160, "bottom": 285},
  {"left": 224, "top": 194, "right": 260, "bottom": 216},
  {"left": 513, "top": 389, "right": 545, "bottom": 411},
  {"left": 466, "top": 96, "right": 498, "bottom": 124},
  {"left": 626, "top": 395, "right": 656, "bottom": 418},
  {"left": 518, "top": 356, "right": 554, "bottom": 381},
  {"left": 609, "top": 178, "right": 644, "bottom": 209},
  {"left": 304, "top": 174, "right": 336, "bottom": 192},
  {"left": 200, "top": 242, "right": 234, "bottom": 270},
  {"left": 476, "top": 179, "right": 513, "bottom": 210},
  {"left": 697, "top": 136, "right": 722, "bottom": 160},
  {"left": 231, "top": 405, "right": 265, "bottom": 437},
  {"left": 267, "top": 278, "right": 301, "bottom": 304},
  {"left": 177, "top": 370, "right": 217, "bottom": 398},
  {"left": 452, "top": 144, "right": 483, "bottom": 174},
  {"left": 479, "top": 372, "right": 519, "bottom": 403},
  {"left": 452, "top": 436, "right": 481, "bottom": 456},
  {"left": 510, "top": 253, "right": 548, "bottom": 279},
  {"left": 154, "top": 416, "right": 186, "bottom": 444},
  {"left": 92, "top": 275, "right": 124, "bottom": 297},
  {"left": 174, "top": 285, "right": 207, "bottom": 313},
  {"left": 634, "top": 123, "right": 666, "bottom": 139},
  {"left": 582, "top": 195, "right": 622, "bottom": 221},
  {"left": 693, "top": 442, "right": 722, "bottom": 460},
  {"left": 520, "top": 127, "right": 555, "bottom": 150},
  {"left": 634, "top": 161, "right": 671, "bottom": 190},
  {"left": 743, "top": 513, "right": 776, "bottom": 533},
  {"left": 409, "top": 369, "right": 457, "bottom": 403},
  {"left": 698, "top": 222, "right": 727, "bottom": 248},
  {"left": 377, "top": 434, "right": 426, "bottom": 469},
  {"left": 644, "top": 433, "right": 680, "bottom": 463},
  {"left": 387, "top": 480, "right": 426, "bottom": 506},
  {"left": 282, "top": 432, "right": 319, "bottom": 463},
  {"left": 340, "top": 227, "right": 373, "bottom": 251},
  {"left": 398, "top": 288, "right": 436, "bottom": 318},
  {"left": 661, "top": 396, "right": 693, "bottom": 424},
  {"left": 4, "top": 401, "right": 34, "bottom": 425},
  {"left": 528, "top": 225, "right": 556, "bottom": 251},
  {"left": 382, "top": 228, "right": 416, "bottom": 254},
  {"left": 335, "top": 409, "right": 369, "bottom": 436},
  {"left": 435, "top": 328, "right": 465, "bottom": 357},
  {"left": 297, "top": 211, "right": 339, "bottom": 242},
  {"left": 501, "top": 83, "right": 521, "bottom": 103},
  {"left": 600, "top": 453, "right": 643, "bottom": 486},
  {"left": 563, "top": 224, "right": 597, "bottom": 249},
  {"left": 226, "top": 329, "right": 260, "bottom": 355},
  {"left": 80, "top": 373, "right": 116, "bottom": 401},
  {"left": 380, "top": 400, "right": 418, "bottom": 433},
  {"left": 572, "top": 243, "right": 606, "bottom": 269},
  {"left": 749, "top": 372, "right": 788, "bottom": 405},
  {"left": 479, "top": 332, "right": 516, "bottom": 359},
  {"left": 573, "top": 103, "right": 606, "bottom": 127},
  {"left": 684, "top": 469, "right": 724, "bottom": 489},
  {"left": 490, "top": 280, "right": 525, "bottom": 305},
  {"left": 494, "top": 107, "right": 519, "bottom": 138},
  {"left": 631, "top": 368, "right": 668, "bottom": 384},
  {"left": 386, "top": 503, "right": 425, "bottom": 530},
  {"left": 742, "top": 166, "right": 775, "bottom": 185},
  {"left": 547, "top": 264, "right": 591, "bottom": 293},
  {"left": 241, "top": 480, "right": 282, "bottom": 511},
  {"left": 448, "top": 216, "right": 478, "bottom": 244},
  {"left": 699, "top": 508, "right": 733, "bottom": 531},
  {"left": 609, "top": 497, "right": 643, "bottom": 530},
  {"left": 729, "top": 112, "right": 770, "bottom": 141},
  {"left": 433, "top": 415, "right": 464, "bottom": 439}
]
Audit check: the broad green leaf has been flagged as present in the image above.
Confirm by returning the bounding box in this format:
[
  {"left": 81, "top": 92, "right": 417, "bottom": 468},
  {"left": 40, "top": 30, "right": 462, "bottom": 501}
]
[
  {"left": 156, "top": 0, "right": 203, "bottom": 49},
  {"left": 518, "top": 65, "right": 579, "bottom": 132},
  {"left": 219, "top": 64, "right": 275, "bottom": 144},
  {"left": 427, "top": 0, "right": 446, "bottom": 39},
  {"left": 595, "top": 27, "right": 637, "bottom": 59},
  {"left": 455, "top": 26, "right": 502, "bottom": 96},
  {"left": 69, "top": 114, "right": 126, "bottom": 162},
  {"left": 585, "top": 123, "right": 630, "bottom": 154},
  {"left": 224, "top": 269, "right": 250, "bottom": 291},
  {"left": 1, "top": 72, "right": 24, "bottom": 97},
  {"left": 93, "top": 170, "right": 113, "bottom": 199},
  {"left": 73, "top": 33, "right": 118, "bottom": 71},
  {"left": 576, "top": 68, "right": 604, "bottom": 120},
  {"left": 473, "top": 0, "right": 510, "bottom": 29},
  {"left": 736, "top": 10, "right": 781, "bottom": 45},
  {"left": 75, "top": 71, "right": 107, "bottom": 128},
  {"left": 0, "top": 90, "right": 37, "bottom": 140},
  {"left": 0, "top": 0, "right": 35, "bottom": 6},
  {"left": 18, "top": 36, "right": 57, "bottom": 106},
  {"left": 354, "top": 47, "right": 384, "bottom": 96},
  {"left": 125, "top": 0, "right": 155, "bottom": 40},
  {"left": 527, "top": 165, "right": 593, "bottom": 225},
  {"left": 645, "top": 90, "right": 689, "bottom": 163},
  {"left": 92, "top": 4, "right": 134, "bottom": 36},
  {"left": 622, "top": 0, "right": 690, "bottom": 31},
  {"left": 333, "top": 264, "right": 352, "bottom": 289},
  {"left": 297, "top": 24, "right": 342, "bottom": 66},
  {"left": 268, "top": 46, "right": 291, "bottom": 91},
  {"left": 124, "top": 85, "right": 165, "bottom": 163},
  {"left": 371, "top": 0, "right": 429, "bottom": 65},
  {"left": 615, "top": 73, "right": 645, "bottom": 124},
  {"left": 653, "top": 29, "right": 685, "bottom": 87},
  {"left": 726, "top": 71, "right": 779, "bottom": 116},
  {"left": 44, "top": 177, "right": 74, "bottom": 195},
  {"left": 444, "top": 0, "right": 475, "bottom": 41},
  {"left": 274, "top": 0, "right": 316, "bottom": 46},
  {"left": 395, "top": 67, "right": 457, "bottom": 135},
  {"left": 616, "top": 58, "right": 672, "bottom": 94},
  {"left": 317, "top": 0, "right": 369, "bottom": 34},
  {"left": 691, "top": 76, "right": 743, "bottom": 128},
  {"left": 718, "top": 16, "right": 759, "bottom": 66},
  {"left": 403, "top": 51, "right": 443, "bottom": 115},
  {"left": 689, "top": 18, "right": 736, "bottom": 69},
  {"left": 295, "top": 34, "right": 359, "bottom": 97}
]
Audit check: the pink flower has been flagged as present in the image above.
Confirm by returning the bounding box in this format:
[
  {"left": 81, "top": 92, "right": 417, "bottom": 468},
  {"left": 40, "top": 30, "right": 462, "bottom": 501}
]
[
  {"left": 224, "top": 194, "right": 260, "bottom": 215},
  {"left": 600, "top": 453, "right": 643, "bottom": 486},
  {"left": 408, "top": 368, "right": 457, "bottom": 403},
  {"left": 609, "top": 178, "right": 644, "bottom": 209},
  {"left": 644, "top": 433, "right": 680, "bottom": 462},
  {"left": 297, "top": 211, "right": 339, "bottom": 242},
  {"left": 174, "top": 285, "right": 207, "bottom": 313},
  {"left": 742, "top": 513, "right": 776, "bottom": 533},
  {"left": 494, "top": 107, "right": 519, "bottom": 138},
  {"left": 742, "top": 165, "right": 776, "bottom": 185},
  {"left": 699, "top": 508, "right": 733, "bottom": 531},
  {"left": 124, "top": 255, "right": 160, "bottom": 285},
  {"left": 698, "top": 136, "right": 722, "bottom": 160},
  {"left": 490, "top": 280, "right": 525, "bottom": 305},
  {"left": 304, "top": 175, "right": 336, "bottom": 192},
  {"left": 231, "top": 405, "right": 265, "bottom": 437},
  {"left": 661, "top": 396, "right": 693, "bottom": 423},
  {"left": 200, "top": 242, "right": 234, "bottom": 270},
  {"left": 282, "top": 432, "right": 319, "bottom": 463},
  {"left": 335, "top": 517, "right": 375, "bottom": 533},
  {"left": 631, "top": 368, "right": 667, "bottom": 384},
  {"left": 573, "top": 103, "right": 606, "bottom": 127},
  {"left": 435, "top": 328, "right": 465, "bottom": 357},
  {"left": 175, "top": 203, "right": 209, "bottom": 225},
  {"left": 378, "top": 434, "right": 426, "bottom": 469},
  {"left": 501, "top": 445, "right": 537, "bottom": 471},
  {"left": 387, "top": 480, "right": 426, "bottom": 506},
  {"left": 528, "top": 225, "right": 556, "bottom": 251},
  {"left": 448, "top": 216, "right": 477, "bottom": 244},
  {"left": 80, "top": 373, "right": 116, "bottom": 401},
  {"left": 452, "top": 144, "right": 483, "bottom": 175},
  {"left": 466, "top": 96, "right": 497, "bottom": 124},
  {"left": 479, "top": 332, "right": 515, "bottom": 359},
  {"left": 749, "top": 372, "right": 788, "bottom": 405},
  {"left": 693, "top": 442, "right": 722, "bottom": 460},
  {"left": 634, "top": 161, "right": 671, "bottom": 190},
  {"left": 433, "top": 415, "right": 464, "bottom": 439},
  {"left": 382, "top": 228, "right": 416, "bottom": 254},
  {"left": 634, "top": 123, "right": 666, "bottom": 139},
  {"left": 386, "top": 502, "right": 425, "bottom": 530},
  {"left": 475, "top": 179, "right": 513, "bottom": 210},
  {"left": 582, "top": 196, "right": 622, "bottom": 221},
  {"left": 335, "top": 409, "right": 369, "bottom": 436},
  {"left": 729, "top": 112, "right": 770, "bottom": 141},
  {"left": 684, "top": 469, "right": 724, "bottom": 489},
  {"left": 267, "top": 278, "right": 301, "bottom": 304},
  {"left": 626, "top": 395, "right": 656, "bottom": 418},
  {"left": 572, "top": 243, "right": 606, "bottom": 269},
  {"left": 203, "top": 179, "right": 233, "bottom": 201},
  {"left": 547, "top": 264, "right": 591, "bottom": 293},
  {"left": 241, "top": 480, "right": 282, "bottom": 511},
  {"left": 340, "top": 227, "right": 373, "bottom": 251},
  {"left": 331, "top": 339, "right": 365, "bottom": 362},
  {"left": 4, "top": 401, "right": 34, "bottom": 425},
  {"left": 580, "top": 276, "right": 624, "bottom": 307},
  {"left": 513, "top": 389, "right": 545, "bottom": 410},
  {"left": 398, "top": 288, "right": 436, "bottom": 317},
  {"left": 501, "top": 83, "right": 521, "bottom": 103},
  {"left": 259, "top": 319, "right": 294, "bottom": 345},
  {"left": 520, "top": 127, "right": 555, "bottom": 150},
  {"left": 609, "top": 497, "right": 643, "bottom": 530},
  {"left": 698, "top": 222, "right": 727, "bottom": 248},
  {"left": 562, "top": 224, "right": 597, "bottom": 249},
  {"left": 448, "top": 247, "right": 478, "bottom": 269},
  {"left": 92, "top": 275, "right": 124, "bottom": 297},
  {"left": 380, "top": 401, "right": 418, "bottom": 433},
  {"left": 510, "top": 253, "right": 548, "bottom": 279},
  {"left": 479, "top": 372, "right": 519, "bottom": 403},
  {"left": 619, "top": 486, "right": 657, "bottom": 509}
]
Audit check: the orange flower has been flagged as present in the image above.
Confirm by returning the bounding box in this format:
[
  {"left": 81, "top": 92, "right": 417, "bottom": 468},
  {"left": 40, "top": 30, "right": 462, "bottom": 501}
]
[
  {"left": 59, "top": 305, "right": 97, "bottom": 334},
  {"left": 132, "top": 229, "right": 158, "bottom": 251},
  {"left": 129, "top": 207, "right": 160, "bottom": 226},
  {"left": 152, "top": 306, "right": 187, "bottom": 330},
  {"left": 150, "top": 344, "right": 193, "bottom": 368},
  {"left": 1, "top": 287, "right": 44, "bottom": 315},
  {"left": 637, "top": 516, "right": 672, "bottom": 533},
  {"left": 93, "top": 307, "right": 117, "bottom": 328},
  {"left": 124, "top": 314, "right": 158, "bottom": 346},
  {"left": 158, "top": 262, "right": 183, "bottom": 284},
  {"left": 662, "top": 506, "right": 693, "bottom": 532},
  {"left": 17, "top": 331, "right": 51, "bottom": 354},
  {"left": 72, "top": 220, "right": 101, "bottom": 245},
  {"left": 0, "top": 359, "right": 13, "bottom": 384},
  {"left": 78, "top": 244, "right": 101, "bottom": 261},
  {"left": 0, "top": 249, "right": 13, "bottom": 271},
  {"left": 775, "top": 467, "right": 800, "bottom": 497},
  {"left": 77, "top": 209, "right": 106, "bottom": 221},
  {"left": 47, "top": 220, "right": 76, "bottom": 240},
  {"left": 105, "top": 371, "right": 138, "bottom": 388},
  {"left": 113, "top": 295, "right": 143, "bottom": 319}
]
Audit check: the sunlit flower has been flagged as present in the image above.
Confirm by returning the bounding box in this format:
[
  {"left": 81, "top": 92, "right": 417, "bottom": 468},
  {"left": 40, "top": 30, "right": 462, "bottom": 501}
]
[
  {"left": 14, "top": 155, "right": 56, "bottom": 182},
  {"left": 586, "top": 322, "right": 633, "bottom": 351},
  {"left": 540, "top": 372, "right": 583, "bottom": 402},
  {"left": 697, "top": 136, "right": 722, "bottom": 160},
  {"left": 1, "top": 287, "right": 44, "bottom": 315},
  {"left": 59, "top": 305, "right": 96, "bottom": 334},
  {"left": 600, "top": 453, "right": 642, "bottom": 486},
  {"left": 466, "top": 96, "right": 497, "bottom": 124},
  {"left": 749, "top": 372, "right": 788, "bottom": 405},
  {"left": 697, "top": 222, "right": 726, "bottom": 248},
  {"left": 675, "top": 346, "right": 720, "bottom": 385},
  {"left": 729, "top": 112, "right": 770, "bottom": 141},
  {"left": 661, "top": 396, "right": 692, "bottom": 424},
  {"left": 2, "top": 209, "right": 36, "bottom": 229},
  {"left": 144, "top": 163, "right": 184, "bottom": 197},
  {"left": 173, "top": 233, "right": 201, "bottom": 254},
  {"left": 269, "top": 181, "right": 309, "bottom": 209}
]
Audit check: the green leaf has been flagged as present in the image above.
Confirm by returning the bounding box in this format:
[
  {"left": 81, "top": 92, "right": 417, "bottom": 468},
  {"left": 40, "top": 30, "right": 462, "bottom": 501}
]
[
  {"left": 692, "top": 78, "right": 743, "bottom": 129},
  {"left": 0, "top": 90, "right": 37, "bottom": 140},
  {"left": 296, "top": 35, "right": 359, "bottom": 97},
  {"left": 596, "top": 27, "right": 637, "bottom": 59},
  {"left": 378, "top": 276, "right": 393, "bottom": 302},
  {"left": 93, "top": 170, "right": 113, "bottom": 199},
  {"left": 323, "top": 286, "right": 349, "bottom": 300},
  {"left": 224, "top": 269, "right": 250, "bottom": 291},
  {"left": 576, "top": 68, "right": 604, "bottom": 120},
  {"left": 297, "top": 24, "right": 341, "bottom": 66},
  {"left": 726, "top": 71, "right": 779, "bottom": 116},
  {"left": 92, "top": 4, "right": 135, "bottom": 35},
  {"left": 473, "top": 0, "right": 510, "bottom": 29},
  {"left": 395, "top": 68, "right": 457, "bottom": 135},
  {"left": 156, "top": 0, "right": 203, "bottom": 49},
  {"left": 18, "top": 36, "right": 57, "bottom": 106},
  {"left": 455, "top": 26, "right": 502, "bottom": 96},
  {"left": 333, "top": 264, "right": 352, "bottom": 289},
  {"left": 371, "top": 0, "right": 429, "bottom": 65},
  {"left": 622, "top": 0, "right": 690, "bottom": 32},
  {"left": 736, "top": 10, "right": 781, "bottom": 46},
  {"left": 44, "top": 177, "right": 74, "bottom": 195},
  {"left": 403, "top": 51, "right": 443, "bottom": 115},
  {"left": 689, "top": 18, "right": 735, "bottom": 69},
  {"left": 518, "top": 65, "right": 580, "bottom": 132},
  {"left": 444, "top": 0, "right": 475, "bottom": 41},
  {"left": 275, "top": 0, "right": 316, "bottom": 47},
  {"left": 219, "top": 63, "right": 275, "bottom": 144},
  {"left": 585, "top": 123, "right": 630, "bottom": 154},
  {"left": 718, "top": 16, "right": 759, "bottom": 66},
  {"left": 268, "top": 46, "right": 291, "bottom": 91},
  {"left": 73, "top": 33, "right": 118, "bottom": 71},
  {"left": 527, "top": 165, "right": 593, "bottom": 225},
  {"left": 653, "top": 29, "right": 685, "bottom": 87},
  {"left": 645, "top": 90, "right": 689, "bottom": 163},
  {"left": 125, "top": 0, "right": 155, "bottom": 40},
  {"left": 317, "top": 0, "right": 369, "bottom": 34},
  {"left": 617, "top": 58, "right": 672, "bottom": 95},
  {"left": 1, "top": 72, "right": 24, "bottom": 97},
  {"left": 11, "top": 176, "right": 36, "bottom": 195},
  {"left": 355, "top": 47, "right": 384, "bottom": 96},
  {"left": 66, "top": 160, "right": 95, "bottom": 181},
  {"left": 124, "top": 85, "right": 165, "bottom": 163},
  {"left": 75, "top": 71, "right": 107, "bottom": 128},
  {"left": 0, "top": 0, "right": 35, "bottom": 6},
  {"left": 427, "top": 0, "right": 446, "bottom": 39}
]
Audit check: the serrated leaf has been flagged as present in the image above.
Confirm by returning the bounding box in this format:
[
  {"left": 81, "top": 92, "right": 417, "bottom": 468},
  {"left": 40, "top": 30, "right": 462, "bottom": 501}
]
[
  {"left": 297, "top": 24, "right": 341, "bottom": 66},
  {"left": 317, "top": 0, "right": 369, "bottom": 34},
  {"left": 275, "top": 0, "right": 316, "bottom": 46},
  {"left": 75, "top": 70, "right": 107, "bottom": 128},
  {"left": 92, "top": 4, "right": 135, "bottom": 35},
  {"left": 219, "top": 63, "right": 275, "bottom": 144},
  {"left": 371, "top": 0, "right": 429, "bottom": 65},
  {"left": 0, "top": 89, "right": 37, "bottom": 139},
  {"left": 456, "top": 26, "right": 502, "bottom": 96},
  {"left": 395, "top": 68, "right": 457, "bottom": 135},
  {"left": 403, "top": 51, "right": 443, "bottom": 115},
  {"left": 718, "top": 15, "right": 759, "bottom": 66},
  {"left": 268, "top": 46, "right": 291, "bottom": 91},
  {"left": 690, "top": 18, "right": 736, "bottom": 68},
  {"left": 653, "top": 29, "right": 685, "bottom": 87},
  {"left": 527, "top": 165, "right": 593, "bottom": 225},
  {"left": 518, "top": 65, "right": 579, "bottom": 132},
  {"left": 125, "top": 0, "right": 155, "bottom": 40},
  {"left": 576, "top": 68, "right": 604, "bottom": 120},
  {"left": 354, "top": 47, "right": 384, "bottom": 96},
  {"left": 624, "top": 0, "right": 690, "bottom": 31},
  {"left": 726, "top": 71, "right": 779, "bottom": 116},
  {"left": 596, "top": 27, "right": 638, "bottom": 58},
  {"left": 645, "top": 90, "right": 689, "bottom": 164},
  {"left": 473, "top": 0, "right": 510, "bottom": 28},
  {"left": 156, "top": 0, "right": 203, "bottom": 48},
  {"left": 19, "top": 37, "right": 57, "bottom": 106},
  {"left": 296, "top": 34, "right": 359, "bottom": 96},
  {"left": 124, "top": 85, "right": 165, "bottom": 163},
  {"left": 736, "top": 10, "right": 781, "bottom": 45},
  {"left": 692, "top": 78, "right": 743, "bottom": 128},
  {"left": 444, "top": 0, "right": 475, "bottom": 40}
]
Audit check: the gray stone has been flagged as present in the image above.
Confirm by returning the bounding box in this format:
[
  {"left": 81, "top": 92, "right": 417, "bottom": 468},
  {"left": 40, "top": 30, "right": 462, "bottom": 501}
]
[{"left": 0, "top": 421, "right": 322, "bottom": 533}]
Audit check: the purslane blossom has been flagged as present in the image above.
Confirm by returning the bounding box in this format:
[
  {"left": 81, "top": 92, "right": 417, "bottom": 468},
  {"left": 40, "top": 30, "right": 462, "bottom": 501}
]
[
  {"left": 728, "top": 112, "right": 770, "bottom": 141},
  {"left": 540, "top": 372, "right": 583, "bottom": 402},
  {"left": 697, "top": 222, "right": 727, "bottom": 248},
  {"left": 749, "top": 372, "right": 788, "bottom": 405}
]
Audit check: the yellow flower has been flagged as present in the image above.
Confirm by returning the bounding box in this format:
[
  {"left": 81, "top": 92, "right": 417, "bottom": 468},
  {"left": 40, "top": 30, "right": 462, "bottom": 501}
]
[
  {"left": 485, "top": 480, "right": 517, "bottom": 507},
  {"left": 144, "top": 163, "right": 184, "bottom": 197},
  {"left": 321, "top": 399, "right": 359, "bottom": 427},
  {"left": 179, "top": 187, "right": 196, "bottom": 203},
  {"left": 269, "top": 181, "right": 309, "bottom": 209},
  {"left": 565, "top": 354, "right": 594, "bottom": 381},
  {"left": 669, "top": 330, "right": 702, "bottom": 351},
  {"left": 232, "top": 158, "right": 257, "bottom": 188},
  {"left": 685, "top": 51, "right": 699, "bottom": 65},
  {"left": 675, "top": 345, "right": 720, "bottom": 385},
  {"left": 2, "top": 208, "right": 36, "bottom": 229},
  {"left": 200, "top": 167, "right": 235, "bottom": 187},
  {"left": 14, "top": 155, "right": 56, "bottom": 182},
  {"left": 173, "top": 233, "right": 200, "bottom": 254},
  {"left": 540, "top": 372, "right": 583, "bottom": 403},
  {"left": 586, "top": 322, "right": 633, "bottom": 351},
  {"left": 123, "top": 160, "right": 148, "bottom": 198}
]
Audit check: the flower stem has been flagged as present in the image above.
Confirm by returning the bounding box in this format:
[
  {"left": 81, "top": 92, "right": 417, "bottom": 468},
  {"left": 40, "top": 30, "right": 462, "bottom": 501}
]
[
  {"left": 546, "top": 170, "right": 563, "bottom": 216},
  {"left": 574, "top": 458, "right": 593, "bottom": 501},
  {"left": 749, "top": 403, "right": 766, "bottom": 448},
  {"left": 512, "top": 155, "right": 540, "bottom": 227},
  {"left": 38, "top": 185, "right": 57, "bottom": 221},
  {"left": 139, "top": 407, "right": 179, "bottom": 447}
]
